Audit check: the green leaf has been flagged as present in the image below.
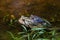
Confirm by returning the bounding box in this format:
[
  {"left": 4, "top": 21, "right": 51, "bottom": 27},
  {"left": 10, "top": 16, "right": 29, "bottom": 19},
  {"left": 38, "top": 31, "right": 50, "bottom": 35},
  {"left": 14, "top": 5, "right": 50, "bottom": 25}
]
[
  {"left": 3, "top": 14, "right": 9, "bottom": 21},
  {"left": 42, "top": 18, "right": 51, "bottom": 25},
  {"left": 17, "top": 32, "right": 25, "bottom": 35},
  {"left": 19, "top": 35, "right": 27, "bottom": 39},
  {"left": 34, "top": 38, "right": 49, "bottom": 40},
  {"left": 21, "top": 25, "right": 27, "bottom": 32},
  {"left": 31, "top": 28, "right": 45, "bottom": 31},
  {"left": 7, "top": 31, "right": 15, "bottom": 39},
  {"left": 38, "top": 31, "right": 45, "bottom": 34},
  {"left": 32, "top": 33, "right": 38, "bottom": 39},
  {"left": 52, "top": 30, "right": 56, "bottom": 36},
  {"left": 28, "top": 33, "right": 30, "bottom": 40}
]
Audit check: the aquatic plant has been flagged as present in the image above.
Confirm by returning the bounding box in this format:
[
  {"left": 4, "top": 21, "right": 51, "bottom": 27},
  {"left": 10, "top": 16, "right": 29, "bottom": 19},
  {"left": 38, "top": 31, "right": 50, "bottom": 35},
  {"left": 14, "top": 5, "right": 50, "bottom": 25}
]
[{"left": 7, "top": 25, "right": 57, "bottom": 40}]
